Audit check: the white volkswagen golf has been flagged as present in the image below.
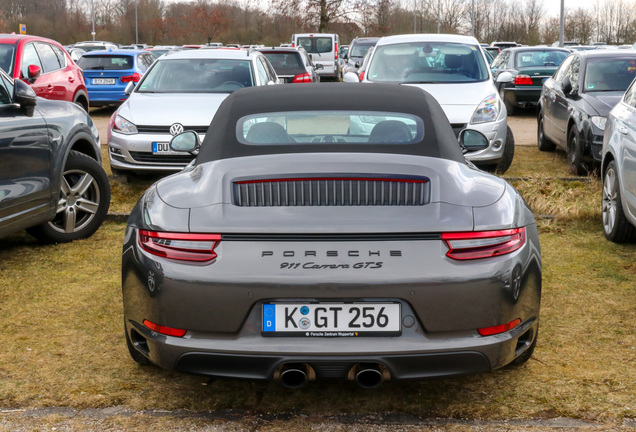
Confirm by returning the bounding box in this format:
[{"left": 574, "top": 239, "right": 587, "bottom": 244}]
[
  {"left": 107, "top": 49, "right": 280, "bottom": 175},
  {"left": 344, "top": 34, "right": 514, "bottom": 174}
]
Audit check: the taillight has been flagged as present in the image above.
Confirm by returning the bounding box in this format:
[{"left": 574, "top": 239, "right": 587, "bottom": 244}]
[
  {"left": 292, "top": 72, "right": 312, "bottom": 83},
  {"left": 121, "top": 73, "right": 142, "bottom": 83},
  {"left": 513, "top": 75, "right": 533, "bottom": 85},
  {"left": 138, "top": 230, "right": 221, "bottom": 262},
  {"left": 441, "top": 228, "right": 526, "bottom": 260},
  {"left": 478, "top": 318, "right": 521, "bottom": 336},
  {"left": 359, "top": 71, "right": 365, "bottom": 81},
  {"left": 335, "top": 43, "right": 338, "bottom": 59},
  {"left": 143, "top": 320, "right": 187, "bottom": 337}
]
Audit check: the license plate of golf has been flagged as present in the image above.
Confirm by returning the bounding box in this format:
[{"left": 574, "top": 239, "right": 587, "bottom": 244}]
[{"left": 262, "top": 302, "right": 401, "bottom": 337}]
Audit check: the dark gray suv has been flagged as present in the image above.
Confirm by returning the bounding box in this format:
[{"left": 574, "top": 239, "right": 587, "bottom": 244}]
[{"left": 342, "top": 37, "right": 379, "bottom": 75}]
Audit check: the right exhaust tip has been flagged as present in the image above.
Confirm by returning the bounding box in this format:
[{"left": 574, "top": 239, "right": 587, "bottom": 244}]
[{"left": 353, "top": 364, "right": 386, "bottom": 389}]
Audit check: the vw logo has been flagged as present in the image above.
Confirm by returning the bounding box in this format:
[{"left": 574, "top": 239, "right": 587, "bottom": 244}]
[{"left": 169, "top": 123, "right": 184, "bottom": 136}]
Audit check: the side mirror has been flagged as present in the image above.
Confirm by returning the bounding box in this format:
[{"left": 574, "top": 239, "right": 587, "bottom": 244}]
[
  {"left": 27, "top": 64, "right": 41, "bottom": 80},
  {"left": 14, "top": 78, "right": 37, "bottom": 107},
  {"left": 562, "top": 76, "right": 573, "bottom": 94},
  {"left": 496, "top": 71, "right": 513, "bottom": 83},
  {"left": 343, "top": 53, "right": 348, "bottom": 60},
  {"left": 459, "top": 129, "right": 489, "bottom": 153},
  {"left": 124, "top": 81, "right": 135, "bottom": 95},
  {"left": 315, "top": 63, "right": 324, "bottom": 70},
  {"left": 343, "top": 72, "right": 360, "bottom": 83},
  {"left": 170, "top": 131, "right": 200, "bottom": 154}
]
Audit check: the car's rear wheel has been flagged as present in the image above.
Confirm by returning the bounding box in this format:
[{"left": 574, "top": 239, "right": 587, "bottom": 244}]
[
  {"left": 74, "top": 94, "right": 89, "bottom": 112},
  {"left": 602, "top": 161, "right": 636, "bottom": 243},
  {"left": 567, "top": 127, "right": 589, "bottom": 176},
  {"left": 28, "top": 151, "right": 110, "bottom": 243},
  {"left": 537, "top": 111, "right": 556, "bottom": 151}
]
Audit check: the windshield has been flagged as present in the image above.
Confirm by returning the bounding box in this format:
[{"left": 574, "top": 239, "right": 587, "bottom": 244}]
[
  {"left": 367, "top": 42, "right": 489, "bottom": 83},
  {"left": 237, "top": 111, "right": 424, "bottom": 145},
  {"left": 350, "top": 43, "right": 375, "bottom": 58},
  {"left": 78, "top": 55, "right": 134, "bottom": 70},
  {"left": 584, "top": 58, "right": 636, "bottom": 92},
  {"left": 0, "top": 43, "right": 16, "bottom": 76},
  {"left": 514, "top": 50, "right": 568, "bottom": 68},
  {"left": 136, "top": 59, "right": 253, "bottom": 93}
]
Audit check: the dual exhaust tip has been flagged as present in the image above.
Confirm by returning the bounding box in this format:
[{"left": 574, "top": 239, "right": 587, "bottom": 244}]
[{"left": 278, "top": 363, "right": 388, "bottom": 389}]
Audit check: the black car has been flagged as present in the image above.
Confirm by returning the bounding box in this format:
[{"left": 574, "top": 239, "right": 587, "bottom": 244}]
[
  {"left": 492, "top": 47, "right": 570, "bottom": 115},
  {"left": 342, "top": 37, "right": 379, "bottom": 76},
  {"left": 538, "top": 50, "right": 636, "bottom": 175},
  {"left": 256, "top": 46, "right": 322, "bottom": 83},
  {"left": 0, "top": 69, "right": 110, "bottom": 242}
]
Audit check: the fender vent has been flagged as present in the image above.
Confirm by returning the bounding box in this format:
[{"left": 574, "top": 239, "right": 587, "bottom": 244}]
[{"left": 233, "top": 176, "right": 430, "bottom": 207}]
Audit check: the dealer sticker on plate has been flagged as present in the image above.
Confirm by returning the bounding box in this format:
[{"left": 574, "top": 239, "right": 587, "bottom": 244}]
[{"left": 262, "top": 302, "right": 401, "bottom": 337}]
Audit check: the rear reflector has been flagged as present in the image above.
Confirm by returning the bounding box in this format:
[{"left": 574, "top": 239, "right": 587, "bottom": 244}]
[
  {"left": 442, "top": 228, "right": 526, "bottom": 260},
  {"left": 478, "top": 318, "right": 521, "bottom": 336},
  {"left": 143, "top": 320, "right": 187, "bottom": 337},
  {"left": 513, "top": 75, "right": 533, "bottom": 85},
  {"left": 138, "top": 230, "right": 221, "bottom": 262},
  {"left": 359, "top": 71, "right": 366, "bottom": 81}
]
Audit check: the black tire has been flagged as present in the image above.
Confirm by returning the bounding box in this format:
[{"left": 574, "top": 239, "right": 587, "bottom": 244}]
[
  {"left": 602, "top": 161, "right": 636, "bottom": 243},
  {"left": 567, "top": 127, "right": 589, "bottom": 176},
  {"left": 489, "top": 125, "right": 515, "bottom": 174},
  {"left": 125, "top": 327, "right": 151, "bottom": 366},
  {"left": 27, "top": 151, "right": 110, "bottom": 243},
  {"left": 499, "top": 85, "right": 515, "bottom": 116},
  {"left": 537, "top": 111, "right": 556, "bottom": 151},
  {"left": 511, "top": 329, "right": 538, "bottom": 366},
  {"left": 73, "top": 94, "right": 89, "bottom": 112}
]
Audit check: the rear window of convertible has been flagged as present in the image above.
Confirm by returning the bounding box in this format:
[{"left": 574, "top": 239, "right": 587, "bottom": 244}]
[{"left": 236, "top": 111, "right": 424, "bottom": 145}]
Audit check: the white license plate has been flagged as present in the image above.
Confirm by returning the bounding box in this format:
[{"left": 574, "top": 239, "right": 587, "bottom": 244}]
[
  {"left": 152, "top": 142, "right": 175, "bottom": 154},
  {"left": 262, "top": 302, "right": 401, "bottom": 336},
  {"left": 92, "top": 78, "right": 115, "bottom": 85}
]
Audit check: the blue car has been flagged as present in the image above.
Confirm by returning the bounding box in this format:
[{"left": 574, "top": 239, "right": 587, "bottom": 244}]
[{"left": 78, "top": 49, "right": 156, "bottom": 106}]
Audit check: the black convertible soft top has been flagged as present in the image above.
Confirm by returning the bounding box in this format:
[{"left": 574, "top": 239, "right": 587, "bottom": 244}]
[{"left": 196, "top": 83, "right": 466, "bottom": 164}]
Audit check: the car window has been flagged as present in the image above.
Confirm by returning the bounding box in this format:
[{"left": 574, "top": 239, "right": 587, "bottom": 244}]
[
  {"left": 78, "top": 55, "right": 134, "bottom": 70},
  {"left": 262, "top": 52, "right": 303, "bottom": 72},
  {"left": 51, "top": 45, "right": 68, "bottom": 69},
  {"left": 350, "top": 42, "right": 375, "bottom": 59},
  {"left": 515, "top": 50, "right": 568, "bottom": 68},
  {"left": 35, "top": 43, "right": 64, "bottom": 73},
  {"left": 237, "top": 111, "right": 424, "bottom": 145},
  {"left": 140, "top": 54, "right": 154, "bottom": 71},
  {"left": 20, "top": 43, "right": 43, "bottom": 78},
  {"left": 298, "top": 37, "right": 333, "bottom": 54},
  {"left": 490, "top": 50, "right": 507, "bottom": 69},
  {"left": 567, "top": 56, "right": 580, "bottom": 88},
  {"left": 0, "top": 44, "right": 16, "bottom": 76},
  {"left": 553, "top": 55, "right": 573, "bottom": 84},
  {"left": 0, "top": 73, "right": 11, "bottom": 104},
  {"left": 367, "top": 42, "right": 490, "bottom": 83},
  {"left": 623, "top": 81, "right": 636, "bottom": 108},
  {"left": 583, "top": 58, "right": 636, "bottom": 92},
  {"left": 136, "top": 58, "right": 253, "bottom": 93}
]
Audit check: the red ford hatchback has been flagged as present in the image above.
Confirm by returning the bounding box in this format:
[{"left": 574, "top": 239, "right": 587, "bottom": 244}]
[{"left": 0, "top": 34, "right": 89, "bottom": 110}]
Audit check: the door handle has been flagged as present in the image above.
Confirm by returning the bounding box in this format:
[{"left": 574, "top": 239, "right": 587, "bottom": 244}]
[{"left": 68, "top": 77, "right": 75, "bottom": 83}]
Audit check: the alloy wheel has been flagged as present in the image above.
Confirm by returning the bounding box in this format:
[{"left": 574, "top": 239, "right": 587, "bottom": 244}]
[{"left": 49, "top": 168, "right": 101, "bottom": 234}]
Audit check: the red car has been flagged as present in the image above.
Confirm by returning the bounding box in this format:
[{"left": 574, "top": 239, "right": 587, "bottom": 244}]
[{"left": 0, "top": 34, "right": 89, "bottom": 110}]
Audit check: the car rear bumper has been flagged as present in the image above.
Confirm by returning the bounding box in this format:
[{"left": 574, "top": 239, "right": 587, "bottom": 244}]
[{"left": 503, "top": 86, "right": 542, "bottom": 106}]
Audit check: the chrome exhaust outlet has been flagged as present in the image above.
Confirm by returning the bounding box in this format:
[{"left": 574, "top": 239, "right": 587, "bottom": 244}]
[
  {"left": 278, "top": 363, "right": 310, "bottom": 389},
  {"left": 352, "top": 363, "right": 387, "bottom": 389}
]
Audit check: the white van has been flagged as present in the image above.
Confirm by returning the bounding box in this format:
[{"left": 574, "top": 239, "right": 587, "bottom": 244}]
[{"left": 292, "top": 33, "right": 340, "bottom": 80}]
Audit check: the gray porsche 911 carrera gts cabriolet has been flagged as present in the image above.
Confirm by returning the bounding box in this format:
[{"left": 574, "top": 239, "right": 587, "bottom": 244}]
[{"left": 122, "top": 83, "right": 542, "bottom": 388}]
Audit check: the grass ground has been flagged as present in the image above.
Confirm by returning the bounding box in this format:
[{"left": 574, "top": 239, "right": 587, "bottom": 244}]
[{"left": 0, "top": 135, "right": 634, "bottom": 430}]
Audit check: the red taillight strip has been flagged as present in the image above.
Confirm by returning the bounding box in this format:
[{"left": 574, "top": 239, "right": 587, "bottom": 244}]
[
  {"left": 442, "top": 228, "right": 526, "bottom": 260},
  {"left": 292, "top": 73, "right": 312, "bottom": 83},
  {"left": 478, "top": 318, "right": 521, "bottom": 336},
  {"left": 138, "top": 230, "right": 221, "bottom": 262},
  {"left": 513, "top": 75, "right": 533, "bottom": 85},
  {"left": 143, "top": 320, "right": 187, "bottom": 337},
  {"left": 235, "top": 177, "right": 429, "bottom": 184}
]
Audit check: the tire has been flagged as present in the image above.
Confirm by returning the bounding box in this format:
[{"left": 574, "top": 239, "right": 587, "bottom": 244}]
[
  {"left": 125, "top": 327, "right": 151, "bottom": 366},
  {"left": 537, "top": 111, "right": 556, "bottom": 151},
  {"left": 602, "top": 161, "right": 636, "bottom": 243},
  {"left": 499, "top": 85, "right": 515, "bottom": 116},
  {"left": 28, "top": 151, "right": 110, "bottom": 243},
  {"left": 488, "top": 125, "right": 515, "bottom": 174},
  {"left": 73, "top": 94, "right": 89, "bottom": 112},
  {"left": 567, "top": 127, "right": 589, "bottom": 176}
]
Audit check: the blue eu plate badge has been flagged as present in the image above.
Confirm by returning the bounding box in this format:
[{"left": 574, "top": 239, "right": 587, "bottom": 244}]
[{"left": 263, "top": 304, "right": 276, "bottom": 331}]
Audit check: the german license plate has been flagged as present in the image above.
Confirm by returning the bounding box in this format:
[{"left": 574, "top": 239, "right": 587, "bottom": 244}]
[
  {"left": 262, "top": 302, "right": 401, "bottom": 337},
  {"left": 92, "top": 78, "right": 115, "bottom": 85},
  {"left": 152, "top": 142, "right": 171, "bottom": 154}
]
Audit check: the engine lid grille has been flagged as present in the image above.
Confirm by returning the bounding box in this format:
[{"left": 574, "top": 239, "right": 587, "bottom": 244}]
[{"left": 233, "top": 176, "right": 430, "bottom": 207}]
